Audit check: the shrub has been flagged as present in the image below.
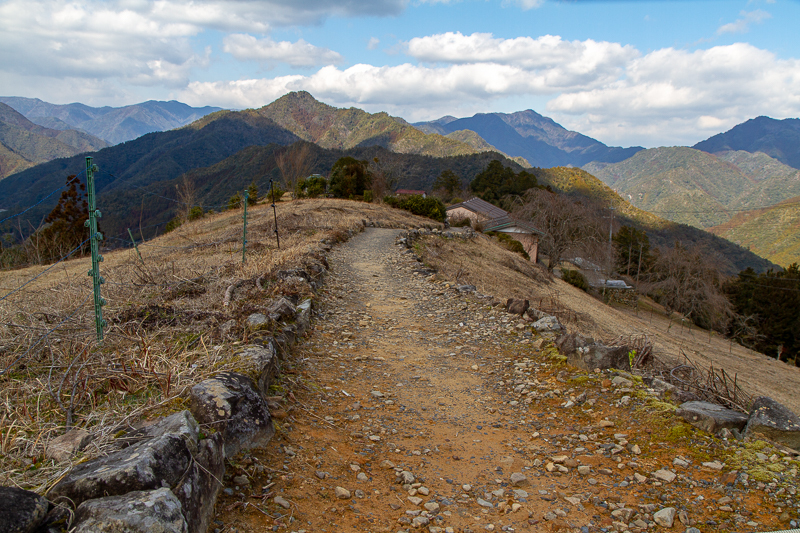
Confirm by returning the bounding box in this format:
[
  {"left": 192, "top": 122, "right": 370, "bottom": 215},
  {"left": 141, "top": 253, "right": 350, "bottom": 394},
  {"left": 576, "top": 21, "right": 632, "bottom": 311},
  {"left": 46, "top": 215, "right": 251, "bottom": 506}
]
[
  {"left": 227, "top": 193, "right": 242, "bottom": 210},
  {"left": 449, "top": 217, "right": 473, "bottom": 228},
  {"left": 164, "top": 217, "right": 182, "bottom": 233},
  {"left": 486, "top": 232, "right": 530, "bottom": 260},
  {"left": 363, "top": 190, "right": 373, "bottom": 203},
  {"left": 296, "top": 175, "right": 327, "bottom": 198},
  {"left": 562, "top": 269, "right": 589, "bottom": 291},
  {"left": 383, "top": 195, "right": 446, "bottom": 222},
  {"left": 188, "top": 206, "right": 204, "bottom": 221}
]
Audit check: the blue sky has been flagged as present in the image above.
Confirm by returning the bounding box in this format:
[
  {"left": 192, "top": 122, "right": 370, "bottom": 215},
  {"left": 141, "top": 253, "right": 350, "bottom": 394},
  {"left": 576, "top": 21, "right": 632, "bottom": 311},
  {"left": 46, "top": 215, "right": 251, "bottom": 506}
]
[{"left": 1, "top": 0, "right": 798, "bottom": 147}]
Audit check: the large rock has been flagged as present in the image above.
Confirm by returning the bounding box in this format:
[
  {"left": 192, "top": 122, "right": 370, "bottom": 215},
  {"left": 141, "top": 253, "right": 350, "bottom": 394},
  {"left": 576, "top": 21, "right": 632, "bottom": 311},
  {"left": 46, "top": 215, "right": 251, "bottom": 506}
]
[
  {"left": 230, "top": 342, "right": 279, "bottom": 396},
  {"left": 172, "top": 433, "right": 225, "bottom": 533},
  {"left": 506, "top": 299, "right": 529, "bottom": 316},
  {"left": 0, "top": 486, "right": 49, "bottom": 533},
  {"left": 555, "top": 333, "right": 631, "bottom": 371},
  {"left": 49, "top": 411, "right": 198, "bottom": 508},
  {"left": 745, "top": 396, "right": 800, "bottom": 451},
  {"left": 46, "top": 428, "right": 92, "bottom": 462},
  {"left": 267, "top": 297, "right": 297, "bottom": 321},
  {"left": 676, "top": 401, "right": 749, "bottom": 435},
  {"left": 190, "top": 372, "right": 275, "bottom": 458},
  {"left": 73, "top": 488, "right": 188, "bottom": 533},
  {"left": 532, "top": 315, "right": 564, "bottom": 334},
  {"left": 295, "top": 299, "right": 312, "bottom": 335}
]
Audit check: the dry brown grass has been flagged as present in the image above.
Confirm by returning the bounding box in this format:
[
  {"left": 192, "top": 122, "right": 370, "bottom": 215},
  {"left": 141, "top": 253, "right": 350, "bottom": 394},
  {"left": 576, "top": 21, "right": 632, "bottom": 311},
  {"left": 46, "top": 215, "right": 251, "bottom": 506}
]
[
  {"left": 0, "top": 198, "right": 437, "bottom": 492},
  {"left": 418, "top": 232, "right": 800, "bottom": 415}
]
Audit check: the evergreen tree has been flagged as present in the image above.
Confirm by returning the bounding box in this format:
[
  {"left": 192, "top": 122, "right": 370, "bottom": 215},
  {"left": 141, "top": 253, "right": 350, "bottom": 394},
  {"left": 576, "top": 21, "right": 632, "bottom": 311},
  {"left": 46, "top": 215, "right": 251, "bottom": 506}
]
[
  {"left": 35, "top": 176, "right": 90, "bottom": 262},
  {"left": 329, "top": 157, "right": 372, "bottom": 198},
  {"left": 470, "top": 160, "right": 538, "bottom": 204},
  {"left": 613, "top": 225, "right": 651, "bottom": 277}
]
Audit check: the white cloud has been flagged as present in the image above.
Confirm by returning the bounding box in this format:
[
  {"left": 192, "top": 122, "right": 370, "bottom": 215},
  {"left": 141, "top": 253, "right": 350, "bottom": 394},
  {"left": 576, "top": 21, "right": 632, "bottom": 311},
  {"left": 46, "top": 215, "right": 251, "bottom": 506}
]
[
  {"left": 368, "top": 37, "right": 380, "bottom": 50},
  {"left": 223, "top": 34, "right": 343, "bottom": 68},
  {"left": 546, "top": 43, "right": 800, "bottom": 146},
  {"left": 407, "top": 32, "right": 637, "bottom": 89},
  {"left": 181, "top": 40, "right": 800, "bottom": 147},
  {"left": 502, "top": 0, "right": 545, "bottom": 10},
  {"left": 717, "top": 9, "right": 771, "bottom": 35}
]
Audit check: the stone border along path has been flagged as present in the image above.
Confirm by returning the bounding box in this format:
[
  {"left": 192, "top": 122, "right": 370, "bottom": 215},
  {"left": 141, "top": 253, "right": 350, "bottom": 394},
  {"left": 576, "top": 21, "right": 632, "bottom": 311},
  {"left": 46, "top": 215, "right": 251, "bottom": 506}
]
[{"left": 214, "top": 227, "right": 799, "bottom": 533}]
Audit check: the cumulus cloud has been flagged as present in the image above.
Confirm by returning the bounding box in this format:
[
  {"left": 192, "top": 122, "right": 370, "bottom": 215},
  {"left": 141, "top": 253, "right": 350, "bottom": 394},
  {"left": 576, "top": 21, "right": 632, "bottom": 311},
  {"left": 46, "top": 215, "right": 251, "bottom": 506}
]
[
  {"left": 367, "top": 37, "right": 380, "bottom": 50},
  {"left": 502, "top": 0, "right": 545, "bottom": 10},
  {"left": 407, "top": 32, "right": 637, "bottom": 88},
  {"left": 223, "top": 34, "right": 343, "bottom": 68},
  {"left": 180, "top": 40, "right": 800, "bottom": 147},
  {"left": 547, "top": 43, "right": 800, "bottom": 145},
  {"left": 717, "top": 9, "right": 771, "bottom": 35}
]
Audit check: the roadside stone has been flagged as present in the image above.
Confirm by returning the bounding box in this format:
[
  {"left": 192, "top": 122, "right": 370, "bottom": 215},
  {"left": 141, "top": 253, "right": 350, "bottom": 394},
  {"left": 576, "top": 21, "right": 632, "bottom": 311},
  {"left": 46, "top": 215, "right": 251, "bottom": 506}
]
[
  {"left": 653, "top": 507, "right": 676, "bottom": 528},
  {"left": 510, "top": 472, "right": 528, "bottom": 486},
  {"left": 73, "top": 488, "right": 188, "bottom": 533},
  {"left": 555, "top": 333, "right": 631, "bottom": 371},
  {"left": 653, "top": 469, "right": 676, "bottom": 482},
  {"left": 702, "top": 460, "right": 724, "bottom": 471},
  {"left": 676, "top": 401, "right": 748, "bottom": 435},
  {"left": 506, "top": 299, "right": 529, "bottom": 316},
  {"left": 335, "top": 487, "right": 351, "bottom": 499},
  {"left": 274, "top": 496, "right": 291, "bottom": 509},
  {"left": 49, "top": 411, "right": 198, "bottom": 508},
  {"left": 745, "top": 396, "right": 800, "bottom": 450},
  {"left": 532, "top": 316, "right": 563, "bottom": 333},
  {"left": 189, "top": 372, "right": 275, "bottom": 458},
  {"left": 0, "top": 486, "right": 49, "bottom": 533},
  {"left": 46, "top": 429, "right": 92, "bottom": 462}
]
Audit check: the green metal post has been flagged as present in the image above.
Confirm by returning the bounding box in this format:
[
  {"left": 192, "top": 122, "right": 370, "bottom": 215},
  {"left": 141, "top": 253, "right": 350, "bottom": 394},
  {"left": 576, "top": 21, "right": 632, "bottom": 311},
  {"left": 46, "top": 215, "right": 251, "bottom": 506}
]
[
  {"left": 242, "top": 189, "right": 248, "bottom": 264},
  {"left": 270, "top": 179, "right": 280, "bottom": 249},
  {"left": 127, "top": 228, "right": 144, "bottom": 264},
  {"left": 84, "top": 156, "right": 106, "bottom": 342}
]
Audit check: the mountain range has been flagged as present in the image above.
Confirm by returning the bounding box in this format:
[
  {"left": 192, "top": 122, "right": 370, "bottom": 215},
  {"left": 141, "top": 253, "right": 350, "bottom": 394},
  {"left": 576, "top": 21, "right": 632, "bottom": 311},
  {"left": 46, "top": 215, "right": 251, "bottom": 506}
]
[
  {"left": 0, "top": 103, "right": 108, "bottom": 180},
  {"left": 583, "top": 147, "right": 800, "bottom": 229},
  {"left": 0, "top": 91, "right": 797, "bottom": 268},
  {"left": 414, "top": 110, "right": 643, "bottom": 168},
  {"left": 694, "top": 116, "right": 800, "bottom": 170},
  {"left": 0, "top": 97, "right": 222, "bottom": 145}
]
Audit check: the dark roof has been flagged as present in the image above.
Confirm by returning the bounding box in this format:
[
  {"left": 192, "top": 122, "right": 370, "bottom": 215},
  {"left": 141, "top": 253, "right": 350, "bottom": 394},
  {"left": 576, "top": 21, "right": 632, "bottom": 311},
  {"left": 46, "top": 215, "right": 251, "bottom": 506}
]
[
  {"left": 483, "top": 215, "right": 545, "bottom": 236},
  {"left": 446, "top": 197, "right": 507, "bottom": 219}
]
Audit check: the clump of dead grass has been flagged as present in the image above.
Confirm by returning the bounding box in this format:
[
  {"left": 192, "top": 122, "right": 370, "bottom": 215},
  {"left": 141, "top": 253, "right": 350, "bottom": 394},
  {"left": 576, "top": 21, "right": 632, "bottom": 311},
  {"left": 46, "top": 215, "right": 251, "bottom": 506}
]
[{"left": 0, "top": 198, "right": 435, "bottom": 491}]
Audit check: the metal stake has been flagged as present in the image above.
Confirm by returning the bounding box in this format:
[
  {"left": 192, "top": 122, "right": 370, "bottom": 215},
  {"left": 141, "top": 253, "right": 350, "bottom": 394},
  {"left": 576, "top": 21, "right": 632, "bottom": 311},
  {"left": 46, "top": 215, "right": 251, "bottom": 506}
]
[{"left": 84, "top": 156, "right": 106, "bottom": 342}]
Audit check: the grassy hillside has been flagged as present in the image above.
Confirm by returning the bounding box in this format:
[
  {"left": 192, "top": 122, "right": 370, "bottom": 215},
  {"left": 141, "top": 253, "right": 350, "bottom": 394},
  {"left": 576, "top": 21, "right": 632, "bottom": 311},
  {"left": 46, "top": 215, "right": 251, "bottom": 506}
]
[{"left": 710, "top": 197, "right": 800, "bottom": 268}]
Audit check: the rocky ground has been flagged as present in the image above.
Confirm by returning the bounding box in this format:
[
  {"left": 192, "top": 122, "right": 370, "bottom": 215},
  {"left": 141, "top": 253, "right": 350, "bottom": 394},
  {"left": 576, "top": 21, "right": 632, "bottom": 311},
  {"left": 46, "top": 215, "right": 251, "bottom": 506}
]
[{"left": 214, "top": 228, "right": 799, "bottom": 533}]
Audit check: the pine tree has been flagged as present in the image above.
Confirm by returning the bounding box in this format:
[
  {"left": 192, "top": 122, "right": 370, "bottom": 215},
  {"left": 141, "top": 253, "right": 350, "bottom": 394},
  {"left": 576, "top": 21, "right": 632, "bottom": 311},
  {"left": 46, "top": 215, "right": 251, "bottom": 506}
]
[{"left": 35, "top": 176, "right": 90, "bottom": 262}]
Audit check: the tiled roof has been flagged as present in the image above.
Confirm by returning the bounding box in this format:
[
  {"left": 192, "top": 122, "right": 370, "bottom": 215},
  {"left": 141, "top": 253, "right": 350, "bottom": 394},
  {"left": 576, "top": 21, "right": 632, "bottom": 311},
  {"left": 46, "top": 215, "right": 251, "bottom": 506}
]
[
  {"left": 483, "top": 215, "right": 545, "bottom": 236},
  {"left": 446, "top": 197, "right": 507, "bottom": 219}
]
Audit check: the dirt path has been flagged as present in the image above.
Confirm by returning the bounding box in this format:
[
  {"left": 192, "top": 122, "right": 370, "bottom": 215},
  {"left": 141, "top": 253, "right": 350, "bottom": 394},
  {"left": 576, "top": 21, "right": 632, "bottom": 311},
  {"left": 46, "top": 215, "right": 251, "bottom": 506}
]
[{"left": 214, "top": 228, "right": 798, "bottom": 533}]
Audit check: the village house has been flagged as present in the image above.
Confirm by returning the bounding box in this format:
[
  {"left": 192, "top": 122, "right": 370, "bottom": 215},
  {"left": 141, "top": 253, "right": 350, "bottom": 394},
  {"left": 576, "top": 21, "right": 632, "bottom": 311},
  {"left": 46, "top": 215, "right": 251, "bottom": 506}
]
[{"left": 446, "top": 197, "right": 544, "bottom": 263}]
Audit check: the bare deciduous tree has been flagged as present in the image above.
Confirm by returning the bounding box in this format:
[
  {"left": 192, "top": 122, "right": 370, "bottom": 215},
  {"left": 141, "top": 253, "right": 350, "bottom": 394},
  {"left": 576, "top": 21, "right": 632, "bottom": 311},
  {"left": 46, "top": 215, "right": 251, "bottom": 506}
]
[
  {"left": 646, "top": 243, "right": 733, "bottom": 332},
  {"left": 175, "top": 175, "right": 196, "bottom": 221},
  {"left": 511, "top": 189, "right": 605, "bottom": 271},
  {"left": 276, "top": 142, "right": 315, "bottom": 200}
]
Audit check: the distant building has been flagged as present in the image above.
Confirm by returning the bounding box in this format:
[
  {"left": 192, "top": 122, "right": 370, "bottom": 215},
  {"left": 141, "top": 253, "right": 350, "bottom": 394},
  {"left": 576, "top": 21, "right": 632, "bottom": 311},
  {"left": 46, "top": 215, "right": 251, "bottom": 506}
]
[
  {"left": 445, "top": 197, "right": 507, "bottom": 224},
  {"left": 446, "top": 197, "right": 544, "bottom": 263},
  {"left": 395, "top": 189, "right": 426, "bottom": 198},
  {"left": 483, "top": 215, "right": 544, "bottom": 264}
]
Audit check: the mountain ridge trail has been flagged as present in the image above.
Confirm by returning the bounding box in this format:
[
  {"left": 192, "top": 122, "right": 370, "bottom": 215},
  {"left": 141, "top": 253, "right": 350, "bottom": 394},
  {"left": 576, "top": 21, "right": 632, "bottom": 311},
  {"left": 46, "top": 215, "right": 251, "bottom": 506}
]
[{"left": 214, "top": 228, "right": 798, "bottom": 533}]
